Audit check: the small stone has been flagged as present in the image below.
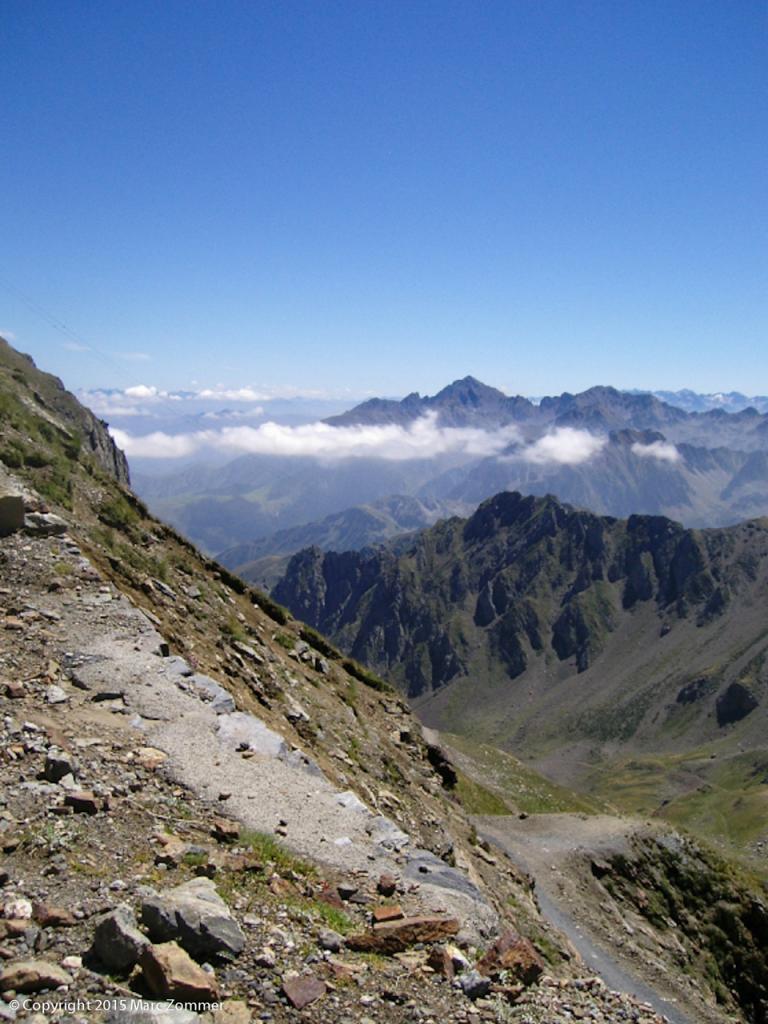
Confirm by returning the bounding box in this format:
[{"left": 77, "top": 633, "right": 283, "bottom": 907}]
[
  {"left": 3, "top": 682, "right": 25, "bottom": 700},
  {"left": 32, "top": 904, "right": 77, "bottom": 928},
  {"left": 336, "top": 880, "right": 358, "bottom": 901},
  {"left": 140, "top": 941, "right": 219, "bottom": 1003},
  {"left": 459, "top": 970, "right": 492, "bottom": 1000},
  {"left": 282, "top": 973, "right": 326, "bottom": 1010},
  {"left": 64, "top": 790, "right": 100, "bottom": 815},
  {"left": 254, "top": 947, "right": 276, "bottom": 968},
  {"left": 377, "top": 873, "right": 397, "bottom": 897},
  {"left": 91, "top": 906, "right": 149, "bottom": 972},
  {"left": 372, "top": 905, "right": 404, "bottom": 925},
  {"left": 43, "top": 750, "right": 77, "bottom": 784},
  {"left": 3, "top": 900, "right": 32, "bottom": 921},
  {"left": 45, "top": 685, "right": 68, "bottom": 705},
  {"left": 317, "top": 929, "right": 343, "bottom": 952},
  {"left": 476, "top": 930, "right": 544, "bottom": 985},
  {"left": 427, "top": 946, "right": 455, "bottom": 980},
  {"left": 496, "top": 938, "right": 545, "bottom": 985},
  {"left": 0, "top": 959, "right": 72, "bottom": 993},
  {"left": 212, "top": 817, "right": 240, "bottom": 844},
  {"left": 135, "top": 746, "right": 168, "bottom": 770}
]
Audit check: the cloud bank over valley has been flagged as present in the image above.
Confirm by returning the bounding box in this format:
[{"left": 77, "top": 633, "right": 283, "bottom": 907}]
[{"left": 111, "top": 414, "right": 615, "bottom": 466}]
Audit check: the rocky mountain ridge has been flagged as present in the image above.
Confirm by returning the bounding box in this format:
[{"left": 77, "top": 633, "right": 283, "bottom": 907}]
[
  {"left": 273, "top": 491, "right": 768, "bottom": 866},
  {"left": 131, "top": 375, "right": 768, "bottom": 559}
]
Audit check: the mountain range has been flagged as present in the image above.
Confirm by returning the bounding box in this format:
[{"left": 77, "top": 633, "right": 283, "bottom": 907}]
[{"left": 175, "top": 377, "right": 768, "bottom": 576}]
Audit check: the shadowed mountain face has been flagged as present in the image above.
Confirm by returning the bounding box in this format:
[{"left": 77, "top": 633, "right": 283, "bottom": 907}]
[{"left": 273, "top": 492, "right": 768, "bottom": 801}]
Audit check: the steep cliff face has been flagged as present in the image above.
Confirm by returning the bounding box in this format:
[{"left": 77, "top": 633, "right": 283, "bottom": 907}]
[
  {"left": 274, "top": 492, "right": 768, "bottom": 845},
  {"left": 0, "top": 336, "right": 129, "bottom": 487}
]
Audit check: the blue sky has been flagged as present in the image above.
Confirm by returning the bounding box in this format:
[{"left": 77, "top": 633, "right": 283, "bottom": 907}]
[{"left": 1, "top": 0, "right": 765, "bottom": 399}]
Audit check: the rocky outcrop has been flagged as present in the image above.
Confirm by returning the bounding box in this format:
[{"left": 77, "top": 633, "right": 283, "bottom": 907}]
[
  {"left": 274, "top": 492, "right": 768, "bottom": 765},
  {"left": 0, "top": 336, "right": 129, "bottom": 486},
  {"left": 141, "top": 879, "right": 246, "bottom": 961},
  {"left": 716, "top": 682, "right": 759, "bottom": 726}
]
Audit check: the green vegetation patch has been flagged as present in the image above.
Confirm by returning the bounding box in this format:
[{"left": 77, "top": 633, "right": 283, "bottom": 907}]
[
  {"left": 454, "top": 769, "right": 514, "bottom": 815},
  {"left": 444, "top": 734, "right": 602, "bottom": 814},
  {"left": 341, "top": 657, "right": 393, "bottom": 693}
]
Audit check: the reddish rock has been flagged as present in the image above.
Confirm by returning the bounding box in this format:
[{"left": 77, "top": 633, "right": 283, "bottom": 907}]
[
  {"left": 498, "top": 938, "right": 544, "bottom": 985},
  {"left": 476, "top": 930, "right": 544, "bottom": 985},
  {"left": 33, "top": 904, "right": 77, "bottom": 928},
  {"left": 475, "top": 928, "right": 520, "bottom": 974},
  {"left": 140, "top": 942, "right": 219, "bottom": 1003},
  {"left": 282, "top": 973, "right": 326, "bottom": 1009},
  {"left": 0, "top": 920, "right": 28, "bottom": 940},
  {"left": 212, "top": 816, "right": 240, "bottom": 844},
  {"left": 0, "top": 959, "right": 72, "bottom": 993},
  {"left": 427, "top": 946, "right": 455, "bottom": 981},
  {"left": 3, "top": 682, "right": 25, "bottom": 699},
  {"left": 317, "top": 883, "right": 344, "bottom": 909},
  {"left": 372, "top": 904, "right": 404, "bottom": 924},
  {"left": 346, "top": 915, "right": 460, "bottom": 954},
  {"left": 154, "top": 835, "right": 190, "bottom": 867}
]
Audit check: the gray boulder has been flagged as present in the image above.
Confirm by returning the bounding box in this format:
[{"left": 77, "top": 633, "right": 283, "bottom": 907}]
[
  {"left": 91, "top": 905, "right": 149, "bottom": 972},
  {"left": 458, "top": 969, "right": 492, "bottom": 1000},
  {"left": 24, "top": 511, "right": 68, "bottom": 536},
  {"left": 141, "top": 878, "right": 245, "bottom": 961}
]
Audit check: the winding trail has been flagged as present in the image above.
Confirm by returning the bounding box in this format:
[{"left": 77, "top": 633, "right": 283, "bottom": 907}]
[{"left": 476, "top": 814, "right": 706, "bottom": 1024}]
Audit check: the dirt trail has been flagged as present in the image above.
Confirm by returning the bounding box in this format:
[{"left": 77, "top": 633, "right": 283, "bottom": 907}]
[{"left": 476, "top": 814, "right": 730, "bottom": 1024}]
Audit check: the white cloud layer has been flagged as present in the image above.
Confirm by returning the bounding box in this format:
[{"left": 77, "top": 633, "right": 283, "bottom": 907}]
[
  {"left": 197, "top": 386, "right": 272, "bottom": 402},
  {"left": 111, "top": 412, "right": 522, "bottom": 461},
  {"left": 110, "top": 415, "right": 612, "bottom": 468},
  {"left": 631, "top": 440, "right": 681, "bottom": 463},
  {"left": 517, "top": 427, "right": 607, "bottom": 465},
  {"left": 78, "top": 381, "right": 366, "bottom": 418}
]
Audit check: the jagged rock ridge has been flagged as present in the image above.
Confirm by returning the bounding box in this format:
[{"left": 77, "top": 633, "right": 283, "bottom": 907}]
[{"left": 274, "top": 492, "right": 768, "bottom": 833}]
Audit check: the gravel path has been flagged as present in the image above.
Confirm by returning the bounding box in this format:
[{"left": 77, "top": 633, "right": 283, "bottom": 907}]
[
  {"left": 42, "top": 544, "right": 498, "bottom": 940},
  {"left": 476, "top": 814, "right": 725, "bottom": 1024}
]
